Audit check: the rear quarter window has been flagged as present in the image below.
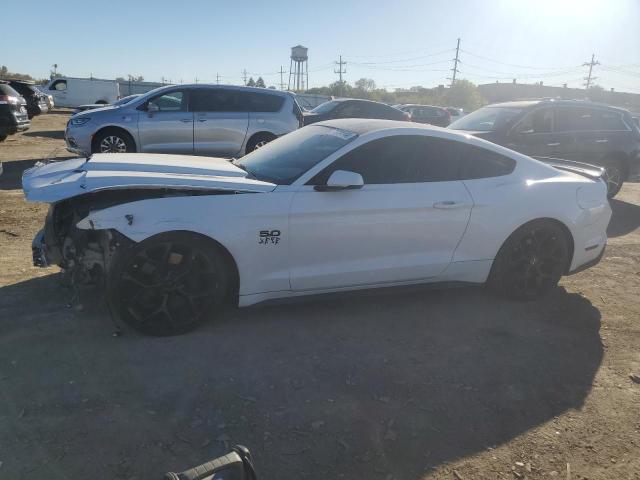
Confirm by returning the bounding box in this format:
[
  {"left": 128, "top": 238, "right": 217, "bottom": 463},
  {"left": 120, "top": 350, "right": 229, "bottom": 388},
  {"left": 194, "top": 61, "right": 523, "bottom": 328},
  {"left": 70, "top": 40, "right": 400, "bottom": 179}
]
[
  {"left": 0, "top": 84, "right": 20, "bottom": 96},
  {"left": 459, "top": 145, "right": 516, "bottom": 179},
  {"left": 245, "top": 92, "right": 285, "bottom": 112}
]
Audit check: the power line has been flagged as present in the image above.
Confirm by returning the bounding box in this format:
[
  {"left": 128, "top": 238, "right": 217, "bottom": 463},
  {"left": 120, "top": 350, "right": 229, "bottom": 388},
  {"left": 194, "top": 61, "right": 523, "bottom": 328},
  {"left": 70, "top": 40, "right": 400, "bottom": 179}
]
[
  {"left": 583, "top": 53, "right": 600, "bottom": 89},
  {"left": 351, "top": 48, "right": 454, "bottom": 66},
  {"left": 460, "top": 49, "right": 581, "bottom": 70}
]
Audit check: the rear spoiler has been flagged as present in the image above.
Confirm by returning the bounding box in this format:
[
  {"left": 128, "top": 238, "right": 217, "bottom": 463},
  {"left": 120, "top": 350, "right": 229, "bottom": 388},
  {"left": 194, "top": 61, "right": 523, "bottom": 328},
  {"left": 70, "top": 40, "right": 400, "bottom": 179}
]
[{"left": 532, "top": 156, "right": 605, "bottom": 181}]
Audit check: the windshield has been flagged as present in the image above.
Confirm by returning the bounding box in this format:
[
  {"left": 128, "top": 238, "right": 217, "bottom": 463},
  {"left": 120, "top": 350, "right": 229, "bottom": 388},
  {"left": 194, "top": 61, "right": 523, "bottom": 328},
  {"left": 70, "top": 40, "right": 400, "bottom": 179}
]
[
  {"left": 114, "top": 95, "right": 140, "bottom": 106},
  {"left": 310, "top": 100, "right": 340, "bottom": 114},
  {"left": 236, "top": 125, "right": 358, "bottom": 185},
  {"left": 449, "top": 106, "right": 524, "bottom": 132}
]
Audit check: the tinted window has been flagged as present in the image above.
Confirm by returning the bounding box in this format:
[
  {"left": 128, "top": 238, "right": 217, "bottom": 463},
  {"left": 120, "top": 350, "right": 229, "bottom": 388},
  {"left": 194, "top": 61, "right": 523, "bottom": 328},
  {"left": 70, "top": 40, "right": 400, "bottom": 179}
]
[
  {"left": 459, "top": 145, "right": 516, "bottom": 179},
  {"left": 244, "top": 92, "right": 285, "bottom": 112},
  {"left": 309, "top": 135, "right": 460, "bottom": 185},
  {"left": 236, "top": 125, "right": 358, "bottom": 185},
  {"left": 555, "top": 107, "right": 627, "bottom": 132},
  {"left": 310, "top": 100, "right": 340, "bottom": 114},
  {"left": 9, "top": 82, "right": 34, "bottom": 96},
  {"left": 516, "top": 108, "right": 554, "bottom": 134},
  {"left": 449, "top": 106, "right": 524, "bottom": 132},
  {"left": 149, "top": 91, "right": 186, "bottom": 111},
  {"left": 336, "top": 101, "right": 363, "bottom": 117},
  {"left": 0, "top": 84, "right": 20, "bottom": 96},
  {"left": 190, "top": 89, "right": 241, "bottom": 112}
]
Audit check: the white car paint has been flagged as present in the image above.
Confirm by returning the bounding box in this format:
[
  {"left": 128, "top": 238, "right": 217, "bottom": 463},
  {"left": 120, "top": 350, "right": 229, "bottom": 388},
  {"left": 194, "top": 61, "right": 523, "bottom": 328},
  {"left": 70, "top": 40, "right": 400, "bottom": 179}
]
[
  {"left": 42, "top": 77, "right": 119, "bottom": 108},
  {"left": 23, "top": 120, "right": 611, "bottom": 308}
]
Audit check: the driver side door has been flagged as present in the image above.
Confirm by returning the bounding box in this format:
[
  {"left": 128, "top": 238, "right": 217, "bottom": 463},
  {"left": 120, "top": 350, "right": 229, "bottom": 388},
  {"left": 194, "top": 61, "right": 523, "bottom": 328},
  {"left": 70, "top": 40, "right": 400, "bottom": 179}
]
[
  {"left": 288, "top": 135, "right": 473, "bottom": 291},
  {"left": 137, "top": 89, "right": 194, "bottom": 154}
]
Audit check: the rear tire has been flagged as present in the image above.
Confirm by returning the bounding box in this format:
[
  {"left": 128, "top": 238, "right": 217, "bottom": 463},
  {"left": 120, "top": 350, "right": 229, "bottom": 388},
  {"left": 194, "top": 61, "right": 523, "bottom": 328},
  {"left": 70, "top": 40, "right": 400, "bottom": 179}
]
[
  {"left": 488, "top": 220, "right": 570, "bottom": 300},
  {"left": 601, "top": 159, "right": 625, "bottom": 199},
  {"left": 107, "top": 232, "right": 230, "bottom": 336},
  {"left": 92, "top": 128, "right": 136, "bottom": 154}
]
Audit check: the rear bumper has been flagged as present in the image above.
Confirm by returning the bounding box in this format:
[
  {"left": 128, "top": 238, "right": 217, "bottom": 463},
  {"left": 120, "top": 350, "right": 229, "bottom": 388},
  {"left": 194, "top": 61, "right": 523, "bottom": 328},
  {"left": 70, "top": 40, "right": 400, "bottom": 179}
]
[{"left": 568, "top": 202, "right": 612, "bottom": 273}]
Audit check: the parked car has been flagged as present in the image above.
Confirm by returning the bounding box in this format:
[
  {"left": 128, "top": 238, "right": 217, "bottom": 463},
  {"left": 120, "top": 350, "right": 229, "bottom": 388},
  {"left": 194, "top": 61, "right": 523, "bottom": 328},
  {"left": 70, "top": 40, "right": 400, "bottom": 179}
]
[
  {"left": 446, "top": 107, "right": 465, "bottom": 120},
  {"left": 25, "top": 119, "right": 610, "bottom": 336},
  {"left": 395, "top": 104, "right": 451, "bottom": 126},
  {"left": 33, "top": 86, "right": 54, "bottom": 111},
  {"left": 0, "top": 81, "right": 30, "bottom": 141},
  {"left": 42, "top": 76, "right": 119, "bottom": 108},
  {"left": 448, "top": 99, "right": 640, "bottom": 198},
  {"left": 65, "top": 84, "right": 303, "bottom": 156},
  {"left": 4, "top": 80, "right": 48, "bottom": 118},
  {"left": 304, "top": 99, "right": 409, "bottom": 125},
  {"left": 73, "top": 94, "right": 141, "bottom": 115}
]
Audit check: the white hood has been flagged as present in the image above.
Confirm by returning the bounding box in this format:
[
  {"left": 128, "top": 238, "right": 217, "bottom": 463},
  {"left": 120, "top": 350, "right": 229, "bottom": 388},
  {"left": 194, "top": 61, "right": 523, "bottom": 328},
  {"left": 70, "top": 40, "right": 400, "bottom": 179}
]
[{"left": 22, "top": 153, "right": 276, "bottom": 203}]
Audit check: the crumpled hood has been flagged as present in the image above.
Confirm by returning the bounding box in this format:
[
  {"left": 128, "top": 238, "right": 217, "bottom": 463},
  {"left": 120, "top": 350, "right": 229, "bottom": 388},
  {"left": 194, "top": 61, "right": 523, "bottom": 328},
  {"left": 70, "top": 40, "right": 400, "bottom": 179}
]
[{"left": 22, "top": 153, "right": 276, "bottom": 203}]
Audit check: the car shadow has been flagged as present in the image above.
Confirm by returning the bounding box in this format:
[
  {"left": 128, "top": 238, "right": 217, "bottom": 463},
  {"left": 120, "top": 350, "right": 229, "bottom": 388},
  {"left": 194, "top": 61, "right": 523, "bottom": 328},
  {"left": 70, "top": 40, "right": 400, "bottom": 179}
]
[
  {"left": 0, "top": 274, "right": 602, "bottom": 480},
  {"left": 23, "top": 130, "right": 65, "bottom": 140},
  {"left": 607, "top": 198, "right": 640, "bottom": 237},
  {"left": 0, "top": 157, "right": 76, "bottom": 190}
]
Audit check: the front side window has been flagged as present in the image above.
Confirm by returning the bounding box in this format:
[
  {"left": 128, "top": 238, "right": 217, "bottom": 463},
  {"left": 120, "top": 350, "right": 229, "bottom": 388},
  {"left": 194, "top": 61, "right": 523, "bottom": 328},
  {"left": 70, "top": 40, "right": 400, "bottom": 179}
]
[
  {"left": 459, "top": 145, "right": 516, "bottom": 180},
  {"left": 449, "top": 106, "right": 524, "bottom": 132},
  {"left": 235, "top": 125, "right": 358, "bottom": 185},
  {"left": 309, "top": 135, "right": 461, "bottom": 185},
  {"left": 51, "top": 80, "right": 67, "bottom": 91},
  {"left": 515, "top": 108, "right": 554, "bottom": 134},
  {"left": 149, "top": 91, "right": 185, "bottom": 112}
]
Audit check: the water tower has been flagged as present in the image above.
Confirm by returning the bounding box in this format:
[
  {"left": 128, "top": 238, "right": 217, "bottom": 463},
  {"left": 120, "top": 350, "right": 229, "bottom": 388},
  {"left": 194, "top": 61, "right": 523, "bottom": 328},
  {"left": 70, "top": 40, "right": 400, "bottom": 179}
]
[{"left": 288, "top": 45, "right": 308, "bottom": 92}]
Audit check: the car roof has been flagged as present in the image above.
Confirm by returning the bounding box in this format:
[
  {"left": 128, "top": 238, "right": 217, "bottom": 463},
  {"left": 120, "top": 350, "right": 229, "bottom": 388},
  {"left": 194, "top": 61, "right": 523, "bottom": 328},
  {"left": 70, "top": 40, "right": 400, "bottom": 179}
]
[
  {"left": 314, "top": 118, "right": 454, "bottom": 135},
  {"left": 399, "top": 104, "right": 446, "bottom": 109},
  {"left": 331, "top": 98, "right": 394, "bottom": 106},
  {"left": 154, "top": 83, "right": 294, "bottom": 98},
  {"left": 488, "top": 99, "right": 629, "bottom": 113}
]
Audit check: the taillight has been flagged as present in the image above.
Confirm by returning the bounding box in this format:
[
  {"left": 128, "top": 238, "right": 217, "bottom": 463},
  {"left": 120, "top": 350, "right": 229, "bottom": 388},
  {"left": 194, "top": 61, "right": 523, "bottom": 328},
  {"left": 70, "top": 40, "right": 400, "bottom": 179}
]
[{"left": 0, "top": 95, "right": 18, "bottom": 105}]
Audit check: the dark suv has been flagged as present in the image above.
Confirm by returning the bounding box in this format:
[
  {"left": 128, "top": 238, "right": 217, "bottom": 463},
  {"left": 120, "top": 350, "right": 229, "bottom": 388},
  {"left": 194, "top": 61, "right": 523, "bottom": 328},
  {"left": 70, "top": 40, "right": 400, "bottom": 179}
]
[
  {"left": 5, "top": 79, "right": 49, "bottom": 119},
  {"left": 0, "top": 81, "right": 30, "bottom": 142},
  {"left": 449, "top": 99, "right": 640, "bottom": 197}
]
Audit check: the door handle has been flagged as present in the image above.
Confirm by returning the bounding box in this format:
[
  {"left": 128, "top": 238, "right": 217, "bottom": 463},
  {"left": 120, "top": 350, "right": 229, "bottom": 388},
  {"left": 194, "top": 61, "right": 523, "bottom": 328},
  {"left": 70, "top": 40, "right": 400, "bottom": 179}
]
[
  {"left": 547, "top": 142, "right": 560, "bottom": 147},
  {"left": 180, "top": 118, "right": 192, "bottom": 123},
  {"left": 595, "top": 139, "right": 608, "bottom": 143},
  {"left": 433, "top": 200, "right": 465, "bottom": 209},
  {"left": 198, "top": 118, "right": 207, "bottom": 122}
]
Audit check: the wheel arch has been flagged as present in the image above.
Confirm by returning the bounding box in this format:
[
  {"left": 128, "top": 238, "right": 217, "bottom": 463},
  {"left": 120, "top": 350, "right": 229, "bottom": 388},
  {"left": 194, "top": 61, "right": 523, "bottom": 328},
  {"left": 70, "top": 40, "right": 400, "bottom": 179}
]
[
  {"left": 91, "top": 125, "right": 138, "bottom": 152},
  {"left": 125, "top": 229, "right": 241, "bottom": 304},
  {"left": 491, "top": 217, "right": 575, "bottom": 275},
  {"left": 244, "top": 131, "right": 277, "bottom": 154}
]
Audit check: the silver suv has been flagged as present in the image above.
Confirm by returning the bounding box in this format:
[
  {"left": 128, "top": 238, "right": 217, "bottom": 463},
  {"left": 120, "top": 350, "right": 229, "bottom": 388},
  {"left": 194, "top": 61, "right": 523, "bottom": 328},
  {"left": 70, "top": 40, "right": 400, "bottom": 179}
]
[{"left": 65, "top": 84, "right": 303, "bottom": 157}]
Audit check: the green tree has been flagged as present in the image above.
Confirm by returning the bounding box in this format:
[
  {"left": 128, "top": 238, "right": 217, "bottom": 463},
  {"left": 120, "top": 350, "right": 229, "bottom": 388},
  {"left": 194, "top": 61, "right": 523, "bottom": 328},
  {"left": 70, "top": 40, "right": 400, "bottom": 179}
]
[
  {"left": 256, "top": 77, "right": 266, "bottom": 88},
  {"left": 444, "top": 79, "right": 483, "bottom": 111},
  {"left": 354, "top": 78, "right": 376, "bottom": 93},
  {"left": 247, "top": 77, "right": 256, "bottom": 87}
]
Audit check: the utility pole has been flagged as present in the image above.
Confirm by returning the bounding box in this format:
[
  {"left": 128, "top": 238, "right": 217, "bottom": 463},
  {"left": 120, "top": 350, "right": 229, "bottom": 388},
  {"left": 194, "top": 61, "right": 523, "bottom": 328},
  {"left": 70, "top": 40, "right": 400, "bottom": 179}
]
[
  {"left": 194, "top": 77, "right": 198, "bottom": 84},
  {"left": 334, "top": 55, "right": 347, "bottom": 96},
  {"left": 216, "top": 73, "right": 220, "bottom": 84},
  {"left": 583, "top": 53, "right": 600, "bottom": 89},
  {"left": 448, "top": 38, "right": 461, "bottom": 88},
  {"left": 242, "top": 69, "right": 248, "bottom": 86},
  {"left": 279, "top": 66, "right": 286, "bottom": 90}
]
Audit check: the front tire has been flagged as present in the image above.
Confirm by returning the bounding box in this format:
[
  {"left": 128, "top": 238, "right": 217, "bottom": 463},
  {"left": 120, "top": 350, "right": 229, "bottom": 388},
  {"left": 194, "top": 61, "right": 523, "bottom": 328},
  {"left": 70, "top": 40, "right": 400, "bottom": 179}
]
[
  {"left": 245, "top": 133, "right": 276, "bottom": 154},
  {"left": 93, "top": 129, "right": 136, "bottom": 154},
  {"left": 107, "top": 232, "right": 230, "bottom": 336},
  {"left": 489, "top": 220, "right": 570, "bottom": 300}
]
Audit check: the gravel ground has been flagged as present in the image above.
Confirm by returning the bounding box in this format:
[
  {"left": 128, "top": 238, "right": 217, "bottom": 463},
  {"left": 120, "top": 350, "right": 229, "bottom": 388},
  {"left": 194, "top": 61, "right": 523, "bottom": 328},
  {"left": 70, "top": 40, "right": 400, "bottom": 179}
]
[{"left": 0, "top": 113, "right": 639, "bottom": 480}]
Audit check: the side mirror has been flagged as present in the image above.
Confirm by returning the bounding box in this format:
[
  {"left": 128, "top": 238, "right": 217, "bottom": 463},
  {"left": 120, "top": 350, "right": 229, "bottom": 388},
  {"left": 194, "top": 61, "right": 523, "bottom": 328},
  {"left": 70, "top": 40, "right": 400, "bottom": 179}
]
[
  {"left": 314, "top": 170, "right": 364, "bottom": 192},
  {"left": 146, "top": 103, "right": 159, "bottom": 114}
]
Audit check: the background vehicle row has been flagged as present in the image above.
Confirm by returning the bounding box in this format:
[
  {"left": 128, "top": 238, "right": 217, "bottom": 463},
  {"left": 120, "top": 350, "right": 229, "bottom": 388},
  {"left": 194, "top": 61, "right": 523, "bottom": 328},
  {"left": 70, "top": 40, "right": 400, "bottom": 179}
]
[
  {"left": 66, "top": 84, "right": 303, "bottom": 156},
  {"left": 0, "top": 81, "right": 30, "bottom": 142}
]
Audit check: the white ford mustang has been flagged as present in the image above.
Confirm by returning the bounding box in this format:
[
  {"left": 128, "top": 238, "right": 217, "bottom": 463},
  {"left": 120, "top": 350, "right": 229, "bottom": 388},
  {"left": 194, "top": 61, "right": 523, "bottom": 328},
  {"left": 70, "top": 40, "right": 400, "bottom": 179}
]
[{"left": 24, "top": 119, "right": 611, "bottom": 335}]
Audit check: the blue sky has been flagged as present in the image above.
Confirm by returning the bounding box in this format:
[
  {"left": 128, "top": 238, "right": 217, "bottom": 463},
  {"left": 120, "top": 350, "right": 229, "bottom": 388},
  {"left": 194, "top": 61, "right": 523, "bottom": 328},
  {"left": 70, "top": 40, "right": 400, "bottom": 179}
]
[{"left": 3, "top": 0, "right": 639, "bottom": 92}]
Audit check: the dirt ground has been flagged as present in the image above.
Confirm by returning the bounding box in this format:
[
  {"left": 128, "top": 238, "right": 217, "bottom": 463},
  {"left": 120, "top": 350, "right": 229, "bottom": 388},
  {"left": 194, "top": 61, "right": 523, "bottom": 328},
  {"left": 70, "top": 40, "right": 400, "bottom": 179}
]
[{"left": 0, "top": 113, "right": 639, "bottom": 480}]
